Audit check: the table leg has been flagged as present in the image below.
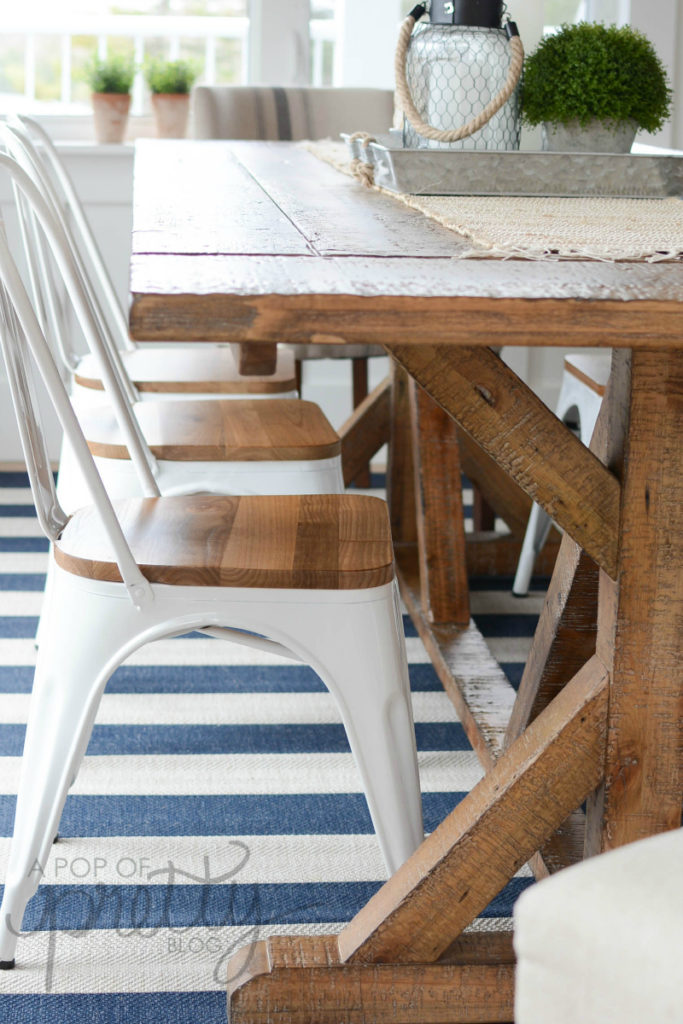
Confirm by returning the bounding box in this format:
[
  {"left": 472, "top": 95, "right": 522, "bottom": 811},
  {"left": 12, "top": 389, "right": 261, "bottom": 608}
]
[
  {"left": 387, "top": 362, "right": 418, "bottom": 546},
  {"left": 234, "top": 341, "right": 278, "bottom": 376},
  {"left": 224, "top": 348, "right": 681, "bottom": 1024},
  {"left": 409, "top": 379, "right": 469, "bottom": 626},
  {"left": 586, "top": 349, "right": 683, "bottom": 853}
]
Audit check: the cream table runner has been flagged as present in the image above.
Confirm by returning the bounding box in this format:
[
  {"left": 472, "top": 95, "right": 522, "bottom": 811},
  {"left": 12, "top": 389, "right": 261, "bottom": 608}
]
[{"left": 304, "top": 140, "right": 683, "bottom": 263}]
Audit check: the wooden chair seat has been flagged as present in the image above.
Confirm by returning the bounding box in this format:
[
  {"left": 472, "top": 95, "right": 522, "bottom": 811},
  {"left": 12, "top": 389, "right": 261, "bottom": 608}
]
[
  {"left": 564, "top": 352, "right": 611, "bottom": 397},
  {"left": 55, "top": 494, "right": 395, "bottom": 590},
  {"left": 81, "top": 398, "right": 341, "bottom": 462},
  {"left": 74, "top": 345, "right": 297, "bottom": 395}
]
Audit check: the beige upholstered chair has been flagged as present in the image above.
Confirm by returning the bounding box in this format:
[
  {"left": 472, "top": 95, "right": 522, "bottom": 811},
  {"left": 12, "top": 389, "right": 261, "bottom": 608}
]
[
  {"left": 191, "top": 84, "right": 394, "bottom": 146},
  {"left": 514, "top": 828, "right": 683, "bottom": 1024},
  {"left": 191, "top": 85, "right": 395, "bottom": 483}
]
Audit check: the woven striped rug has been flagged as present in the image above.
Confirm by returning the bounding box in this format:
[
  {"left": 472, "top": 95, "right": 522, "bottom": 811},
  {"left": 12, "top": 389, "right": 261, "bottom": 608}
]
[{"left": 0, "top": 468, "right": 546, "bottom": 1022}]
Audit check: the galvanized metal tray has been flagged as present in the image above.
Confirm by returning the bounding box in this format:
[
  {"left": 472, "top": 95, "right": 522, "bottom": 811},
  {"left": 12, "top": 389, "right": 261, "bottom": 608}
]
[{"left": 342, "top": 134, "right": 683, "bottom": 198}]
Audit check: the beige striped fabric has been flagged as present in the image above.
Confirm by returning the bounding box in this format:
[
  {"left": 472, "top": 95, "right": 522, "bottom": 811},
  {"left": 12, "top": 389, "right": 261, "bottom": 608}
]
[{"left": 191, "top": 86, "right": 394, "bottom": 143}]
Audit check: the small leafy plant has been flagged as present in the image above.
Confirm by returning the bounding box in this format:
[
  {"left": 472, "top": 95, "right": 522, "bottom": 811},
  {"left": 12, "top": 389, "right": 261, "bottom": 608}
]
[
  {"left": 83, "top": 55, "right": 136, "bottom": 95},
  {"left": 521, "top": 22, "right": 672, "bottom": 133},
  {"left": 144, "top": 58, "right": 199, "bottom": 95}
]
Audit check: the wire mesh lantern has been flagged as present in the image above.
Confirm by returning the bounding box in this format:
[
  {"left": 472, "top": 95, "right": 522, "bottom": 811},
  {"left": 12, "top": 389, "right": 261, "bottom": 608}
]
[{"left": 397, "top": 0, "right": 524, "bottom": 151}]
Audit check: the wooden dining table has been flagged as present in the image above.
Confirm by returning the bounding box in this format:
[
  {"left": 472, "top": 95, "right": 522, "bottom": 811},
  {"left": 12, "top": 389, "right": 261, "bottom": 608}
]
[{"left": 129, "top": 139, "right": 682, "bottom": 1024}]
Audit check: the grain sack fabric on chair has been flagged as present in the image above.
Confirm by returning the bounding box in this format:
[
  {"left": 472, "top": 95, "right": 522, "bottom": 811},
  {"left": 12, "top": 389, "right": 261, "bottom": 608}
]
[
  {"left": 2, "top": 116, "right": 298, "bottom": 401},
  {"left": 191, "top": 85, "right": 393, "bottom": 483},
  {"left": 0, "top": 218, "right": 424, "bottom": 972},
  {"left": 514, "top": 828, "right": 683, "bottom": 1024},
  {"left": 191, "top": 85, "right": 394, "bottom": 146},
  {"left": 0, "top": 152, "right": 344, "bottom": 513}
]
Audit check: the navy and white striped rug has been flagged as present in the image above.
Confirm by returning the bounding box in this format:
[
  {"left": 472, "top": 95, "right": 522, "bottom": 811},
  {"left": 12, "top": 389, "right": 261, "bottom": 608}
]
[{"left": 0, "top": 468, "right": 546, "bottom": 1023}]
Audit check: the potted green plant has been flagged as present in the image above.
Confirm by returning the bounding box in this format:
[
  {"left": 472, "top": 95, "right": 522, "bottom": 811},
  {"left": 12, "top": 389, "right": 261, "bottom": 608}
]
[
  {"left": 83, "top": 55, "right": 136, "bottom": 144},
  {"left": 521, "top": 22, "right": 672, "bottom": 152},
  {"left": 144, "top": 58, "right": 199, "bottom": 139}
]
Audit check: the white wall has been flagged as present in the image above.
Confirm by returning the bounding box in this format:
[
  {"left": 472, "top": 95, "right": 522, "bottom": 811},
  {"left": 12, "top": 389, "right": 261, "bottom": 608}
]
[{"left": 629, "top": 0, "right": 683, "bottom": 148}]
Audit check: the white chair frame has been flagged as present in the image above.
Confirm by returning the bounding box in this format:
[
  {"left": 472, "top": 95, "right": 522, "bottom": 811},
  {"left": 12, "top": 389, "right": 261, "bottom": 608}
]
[
  {"left": 512, "top": 356, "right": 608, "bottom": 596},
  {"left": 3, "top": 115, "right": 299, "bottom": 404},
  {"left": 0, "top": 221, "right": 424, "bottom": 970}
]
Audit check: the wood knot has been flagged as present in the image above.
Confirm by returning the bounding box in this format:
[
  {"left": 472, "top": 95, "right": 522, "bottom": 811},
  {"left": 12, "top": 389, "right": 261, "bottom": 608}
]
[{"left": 474, "top": 384, "right": 495, "bottom": 406}]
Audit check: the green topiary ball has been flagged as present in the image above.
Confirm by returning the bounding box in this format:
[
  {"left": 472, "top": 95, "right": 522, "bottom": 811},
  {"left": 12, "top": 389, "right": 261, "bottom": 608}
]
[{"left": 521, "top": 22, "right": 672, "bottom": 133}]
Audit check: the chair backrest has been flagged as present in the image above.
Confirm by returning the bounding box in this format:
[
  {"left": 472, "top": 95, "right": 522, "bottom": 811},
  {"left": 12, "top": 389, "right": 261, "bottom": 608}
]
[
  {"left": 2, "top": 117, "right": 135, "bottom": 364},
  {"left": 7, "top": 137, "right": 93, "bottom": 383},
  {"left": 191, "top": 85, "right": 395, "bottom": 141},
  {"left": 0, "top": 152, "right": 159, "bottom": 496},
  {"left": 0, "top": 213, "right": 154, "bottom": 607}
]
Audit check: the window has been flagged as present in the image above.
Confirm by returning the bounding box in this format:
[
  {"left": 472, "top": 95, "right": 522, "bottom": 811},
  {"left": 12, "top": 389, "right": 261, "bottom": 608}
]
[{"left": 0, "top": 0, "right": 341, "bottom": 118}]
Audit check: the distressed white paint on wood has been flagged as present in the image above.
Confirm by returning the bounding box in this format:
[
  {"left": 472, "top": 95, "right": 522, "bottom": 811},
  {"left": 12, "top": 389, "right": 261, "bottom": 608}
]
[
  {"left": 232, "top": 142, "right": 472, "bottom": 257},
  {"left": 133, "top": 140, "right": 312, "bottom": 256},
  {"left": 130, "top": 252, "right": 683, "bottom": 303}
]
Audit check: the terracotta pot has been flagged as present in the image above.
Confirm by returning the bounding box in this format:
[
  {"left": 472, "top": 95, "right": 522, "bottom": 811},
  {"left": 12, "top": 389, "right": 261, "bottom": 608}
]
[
  {"left": 92, "top": 92, "right": 131, "bottom": 144},
  {"left": 542, "top": 119, "right": 637, "bottom": 153},
  {"left": 151, "top": 93, "right": 190, "bottom": 139}
]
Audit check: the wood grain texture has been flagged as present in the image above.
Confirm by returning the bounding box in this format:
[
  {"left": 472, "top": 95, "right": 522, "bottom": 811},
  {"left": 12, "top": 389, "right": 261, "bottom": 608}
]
[
  {"left": 80, "top": 398, "right": 340, "bottom": 462},
  {"left": 464, "top": 531, "right": 560, "bottom": 577},
  {"left": 505, "top": 535, "right": 598, "bottom": 745},
  {"left": 529, "top": 809, "right": 587, "bottom": 880},
  {"left": 438, "top": 929, "right": 515, "bottom": 966},
  {"left": 506, "top": 351, "right": 617, "bottom": 863},
  {"left": 471, "top": 491, "right": 495, "bottom": 532},
  {"left": 130, "top": 274, "right": 683, "bottom": 350},
  {"left": 401, "top": 537, "right": 587, "bottom": 882},
  {"left": 395, "top": 546, "right": 512, "bottom": 768},
  {"left": 351, "top": 358, "right": 372, "bottom": 487},
  {"left": 409, "top": 382, "right": 469, "bottom": 626},
  {"left": 339, "top": 376, "right": 390, "bottom": 487},
  {"left": 582, "top": 350, "right": 630, "bottom": 856},
  {"left": 388, "top": 345, "right": 621, "bottom": 577},
  {"left": 74, "top": 345, "right": 296, "bottom": 393},
  {"left": 338, "top": 655, "right": 609, "bottom": 965},
  {"left": 54, "top": 494, "right": 395, "bottom": 590},
  {"left": 227, "top": 934, "right": 515, "bottom": 1024},
  {"left": 598, "top": 349, "right": 683, "bottom": 848},
  {"left": 455, "top": 426, "right": 533, "bottom": 538},
  {"left": 387, "top": 363, "right": 417, "bottom": 546},
  {"left": 231, "top": 142, "right": 475, "bottom": 258},
  {"left": 234, "top": 341, "right": 278, "bottom": 376}
]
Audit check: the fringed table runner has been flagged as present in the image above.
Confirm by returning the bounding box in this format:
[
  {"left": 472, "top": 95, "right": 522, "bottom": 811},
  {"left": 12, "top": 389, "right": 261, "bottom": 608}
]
[{"left": 303, "top": 140, "right": 683, "bottom": 263}]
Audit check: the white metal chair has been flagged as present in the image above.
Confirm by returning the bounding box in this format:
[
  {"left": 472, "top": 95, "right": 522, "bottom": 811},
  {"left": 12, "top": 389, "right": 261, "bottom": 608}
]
[
  {"left": 3, "top": 115, "right": 299, "bottom": 402},
  {"left": 512, "top": 353, "right": 611, "bottom": 596},
  {"left": 0, "top": 221, "right": 424, "bottom": 971},
  {"left": 0, "top": 152, "right": 344, "bottom": 512}
]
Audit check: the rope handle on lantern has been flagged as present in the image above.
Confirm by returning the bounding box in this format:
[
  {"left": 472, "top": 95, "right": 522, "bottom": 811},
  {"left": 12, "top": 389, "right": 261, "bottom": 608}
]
[
  {"left": 395, "top": 4, "right": 524, "bottom": 144},
  {"left": 348, "top": 131, "right": 377, "bottom": 187}
]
